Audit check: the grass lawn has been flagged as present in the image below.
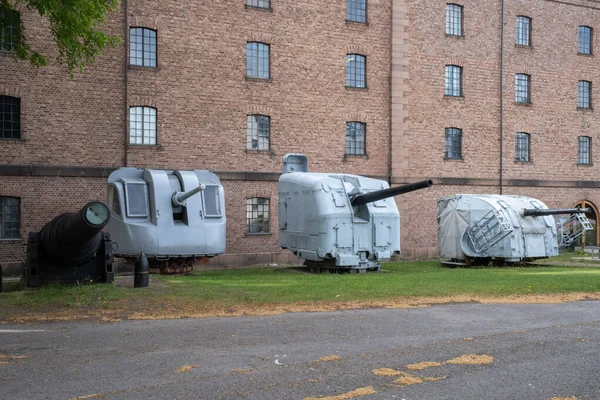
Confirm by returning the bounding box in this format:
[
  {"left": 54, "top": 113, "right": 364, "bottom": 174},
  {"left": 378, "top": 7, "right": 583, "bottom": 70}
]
[{"left": 1, "top": 261, "right": 599, "bottom": 323}]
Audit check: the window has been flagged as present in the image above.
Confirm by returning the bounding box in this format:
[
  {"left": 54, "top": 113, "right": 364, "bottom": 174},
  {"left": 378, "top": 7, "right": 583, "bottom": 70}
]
[
  {"left": 578, "top": 80, "right": 592, "bottom": 109},
  {"left": 346, "top": 54, "right": 366, "bottom": 88},
  {"left": 247, "top": 114, "right": 270, "bottom": 151},
  {"left": 129, "top": 28, "right": 157, "bottom": 67},
  {"left": 246, "top": 42, "right": 270, "bottom": 79},
  {"left": 246, "top": 0, "right": 270, "bottom": 9},
  {"left": 203, "top": 186, "right": 222, "bottom": 217},
  {"left": 246, "top": 198, "right": 270, "bottom": 233},
  {"left": 129, "top": 106, "right": 157, "bottom": 145},
  {"left": 445, "top": 4, "right": 463, "bottom": 36},
  {"left": 515, "top": 132, "right": 530, "bottom": 162},
  {"left": 0, "top": 96, "right": 20, "bottom": 139},
  {"left": 346, "top": 122, "right": 366, "bottom": 155},
  {"left": 0, "top": 9, "right": 19, "bottom": 52},
  {"left": 0, "top": 197, "right": 20, "bottom": 239},
  {"left": 578, "top": 136, "right": 591, "bottom": 165},
  {"left": 444, "top": 128, "right": 462, "bottom": 160},
  {"left": 347, "top": 0, "right": 367, "bottom": 23},
  {"left": 445, "top": 65, "right": 462, "bottom": 97},
  {"left": 578, "top": 26, "right": 592, "bottom": 55},
  {"left": 516, "top": 16, "right": 531, "bottom": 46},
  {"left": 125, "top": 181, "right": 149, "bottom": 217},
  {"left": 515, "top": 74, "right": 530, "bottom": 104}
]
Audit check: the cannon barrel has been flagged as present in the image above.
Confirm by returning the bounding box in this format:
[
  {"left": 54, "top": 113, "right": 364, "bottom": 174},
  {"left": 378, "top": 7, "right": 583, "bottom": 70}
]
[
  {"left": 172, "top": 184, "right": 205, "bottom": 206},
  {"left": 351, "top": 179, "right": 434, "bottom": 207},
  {"left": 522, "top": 207, "right": 591, "bottom": 217},
  {"left": 39, "top": 202, "right": 110, "bottom": 266}
]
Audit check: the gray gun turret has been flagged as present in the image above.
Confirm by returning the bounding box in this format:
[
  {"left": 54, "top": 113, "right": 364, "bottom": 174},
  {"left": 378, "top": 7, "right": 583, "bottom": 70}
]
[
  {"left": 26, "top": 202, "right": 114, "bottom": 287},
  {"left": 172, "top": 184, "right": 206, "bottom": 207}
]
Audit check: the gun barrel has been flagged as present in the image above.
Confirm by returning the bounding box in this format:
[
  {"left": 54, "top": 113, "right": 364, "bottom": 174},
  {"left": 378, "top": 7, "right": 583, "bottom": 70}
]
[
  {"left": 522, "top": 207, "right": 591, "bottom": 217},
  {"left": 172, "top": 184, "right": 205, "bottom": 206},
  {"left": 39, "top": 201, "right": 110, "bottom": 265},
  {"left": 351, "top": 179, "right": 433, "bottom": 206}
]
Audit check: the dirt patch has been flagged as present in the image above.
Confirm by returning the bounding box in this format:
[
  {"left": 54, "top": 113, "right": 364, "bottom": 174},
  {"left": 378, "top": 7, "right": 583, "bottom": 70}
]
[
  {"left": 3, "top": 293, "right": 599, "bottom": 323},
  {"left": 303, "top": 386, "right": 377, "bottom": 400},
  {"left": 444, "top": 354, "right": 494, "bottom": 365},
  {"left": 175, "top": 365, "right": 198, "bottom": 373},
  {"left": 406, "top": 361, "right": 442, "bottom": 370},
  {"left": 313, "top": 355, "right": 341, "bottom": 362},
  {"left": 393, "top": 376, "right": 424, "bottom": 387},
  {"left": 372, "top": 368, "right": 408, "bottom": 376}
]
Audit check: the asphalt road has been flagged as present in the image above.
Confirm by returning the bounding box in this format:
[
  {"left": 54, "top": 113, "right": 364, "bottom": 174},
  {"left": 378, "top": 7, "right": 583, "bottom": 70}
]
[{"left": 1, "top": 301, "right": 599, "bottom": 400}]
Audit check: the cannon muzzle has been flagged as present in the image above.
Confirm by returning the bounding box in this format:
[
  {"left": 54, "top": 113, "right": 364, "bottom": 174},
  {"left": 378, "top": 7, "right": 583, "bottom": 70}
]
[
  {"left": 172, "top": 184, "right": 205, "bottom": 207},
  {"left": 351, "top": 179, "right": 434, "bottom": 207},
  {"left": 39, "top": 201, "right": 110, "bottom": 266},
  {"left": 522, "top": 207, "right": 591, "bottom": 217}
]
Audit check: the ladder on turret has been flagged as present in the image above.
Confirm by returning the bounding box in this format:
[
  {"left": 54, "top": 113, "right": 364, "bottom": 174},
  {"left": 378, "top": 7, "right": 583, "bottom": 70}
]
[
  {"left": 466, "top": 209, "right": 514, "bottom": 255},
  {"left": 557, "top": 212, "right": 593, "bottom": 248}
]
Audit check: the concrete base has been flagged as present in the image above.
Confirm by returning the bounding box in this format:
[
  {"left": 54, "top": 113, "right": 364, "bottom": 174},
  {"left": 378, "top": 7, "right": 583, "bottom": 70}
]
[{"left": 207, "top": 252, "right": 304, "bottom": 268}]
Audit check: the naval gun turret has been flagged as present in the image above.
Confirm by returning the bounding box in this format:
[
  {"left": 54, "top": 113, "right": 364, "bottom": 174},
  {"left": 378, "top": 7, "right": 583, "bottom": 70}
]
[
  {"left": 278, "top": 154, "right": 433, "bottom": 272},
  {"left": 437, "top": 194, "right": 592, "bottom": 266},
  {"left": 106, "top": 168, "right": 226, "bottom": 274},
  {"left": 25, "top": 202, "right": 114, "bottom": 287}
]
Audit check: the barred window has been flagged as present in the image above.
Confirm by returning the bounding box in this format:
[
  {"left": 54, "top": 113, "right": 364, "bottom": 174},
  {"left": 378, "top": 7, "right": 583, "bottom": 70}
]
[
  {"left": 0, "top": 197, "right": 20, "bottom": 239},
  {"left": 129, "top": 106, "right": 157, "bottom": 145},
  {"left": 0, "top": 96, "right": 20, "bottom": 139},
  {"left": 445, "top": 4, "right": 463, "bottom": 36},
  {"left": 247, "top": 114, "right": 270, "bottom": 151},
  {"left": 445, "top": 65, "right": 462, "bottom": 97},
  {"left": 130, "top": 27, "right": 157, "bottom": 67},
  {"left": 246, "top": 42, "right": 270, "bottom": 79},
  {"left": 444, "top": 128, "right": 462, "bottom": 160},
  {"left": 516, "top": 16, "right": 531, "bottom": 46},
  {"left": 515, "top": 74, "right": 530, "bottom": 104},
  {"left": 578, "top": 80, "right": 592, "bottom": 109},
  {"left": 0, "top": 9, "right": 19, "bottom": 52},
  {"left": 346, "top": 122, "right": 366, "bottom": 155},
  {"left": 246, "top": 0, "right": 270, "bottom": 9},
  {"left": 346, "top": 54, "right": 366, "bottom": 88},
  {"left": 347, "top": 0, "right": 367, "bottom": 23},
  {"left": 578, "top": 136, "right": 591, "bottom": 165},
  {"left": 246, "top": 198, "right": 270, "bottom": 233},
  {"left": 515, "top": 132, "right": 530, "bottom": 162},
  {"left": 578, "top": 26, "right": 592, "bottom": 55}
]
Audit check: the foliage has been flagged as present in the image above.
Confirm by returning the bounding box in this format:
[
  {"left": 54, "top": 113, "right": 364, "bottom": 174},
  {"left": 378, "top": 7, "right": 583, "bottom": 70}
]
[{"left": 0, "top": 0, "right": 121, "bottom": 75}]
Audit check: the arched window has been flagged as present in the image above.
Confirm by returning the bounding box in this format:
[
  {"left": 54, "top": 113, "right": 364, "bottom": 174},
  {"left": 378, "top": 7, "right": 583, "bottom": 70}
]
[
  {"left": 346, "top": 54, "right": 366, "bottom": 88},
  {"left": 516, "top": 16, "right": 531, "bottom": 46},
  {"left": 444, "top": 127, "right": 462, "bottom": 160},
  {"left": 445, "top": 4, "right": 463, "bottom": 36},
  {"left": 445, "top": 65, "right": 462, "bottom": 97},
  {"left": 246, "top": 198, "right": 270, "bottom": 233},
  {"left": 347, "top": 0, "right": 367, "bottom": 24},
  {"left": 0, "top": 197, "right": 20, "bottom": 239},
  {"left": 578, "top": 26, "right": 592, "bottom": 55},
  {"left": 130, "top": 27, "right": 157, "bottom": 67},
  {"left": 129, "top": 106, "right": 157, "bottom": 145},
  {"left": 247, "top": 114, "right": 270, "bottom": 151},
  {"left": 346, "top": 121, "right": 366, "bottom": 155},
  {"left": 246, "top": 42, "right": 270, "bottom": 79},
  {"left": 515, "top": 132, "right": 530, "bottom": 162}
]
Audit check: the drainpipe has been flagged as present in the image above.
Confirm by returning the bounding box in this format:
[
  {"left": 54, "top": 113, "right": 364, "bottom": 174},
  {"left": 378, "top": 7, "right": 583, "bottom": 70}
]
[
  {"left": 499, "top": 0, "right": 505, "bottom": 194},
  {"left": 387, "top": 4, "right": 394, "bottom": 187},
  {"left": 123, "top": 0, "right": 129, "bottom": 167}
]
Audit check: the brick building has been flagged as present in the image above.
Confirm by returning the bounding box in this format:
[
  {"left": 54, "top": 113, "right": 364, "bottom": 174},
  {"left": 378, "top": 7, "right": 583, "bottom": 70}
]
[
  {"left": 1, "top": 0, "right": 599, "bottom": 266},
  {"left": 0, "top": 0, "right": 393, "bottom": 265}
]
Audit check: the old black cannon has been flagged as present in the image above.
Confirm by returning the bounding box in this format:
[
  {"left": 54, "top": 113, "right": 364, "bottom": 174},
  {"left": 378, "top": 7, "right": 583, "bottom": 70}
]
[{"left": 25, "top": 202, "right": 114, "bottom": 287}]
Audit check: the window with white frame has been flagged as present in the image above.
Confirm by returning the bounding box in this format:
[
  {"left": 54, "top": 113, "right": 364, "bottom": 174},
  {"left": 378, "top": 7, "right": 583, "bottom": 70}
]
[
  {"left": 346, "top": 121, "right": 366, "bottom": 155},
  {"left": 445, "top": 65, "right": 462, "bottom": 97},
  {"left": 246, "top": 42, "right": 270, "bottom": 79},
  {"left": 516, "top": 16, "right": 531, "bottom": 46},
  {"left": 515, "top": 74, "right": 530, "bottom": 103},
  {"left": 578, "top": 26, "right": 592, "bottom": 55},
  {"left": 0, "top": 197, "right": 20, "bottom": 239},
  {"left": 130, "top": 27, "right": 157, "bottom": 67},
  {"left": 445, "top": 4, "right": 463, "bottom": 36},
  {"left": 129, "top": 106, "right": 157, "bottom": 145},
  {"left": 347, "top": 0, "right": 367, "bottom": 23},
  {"left": 444, "top": 128, "right": 462, "bottom": 160},
  {"left": 578, "top": 136, "right": 591, "bottom": 165},
  {"left": 247, "top": 114, "right": 270, "bottom": 151},
  {"left": 246, "top": 198, "right": 270, "bottom": 233},
  {"left": 515, "top": 132, "right": 530, "bottom": 162},
  {"left": 578, "top": 80, "right": 592, "bottom": 109}
]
